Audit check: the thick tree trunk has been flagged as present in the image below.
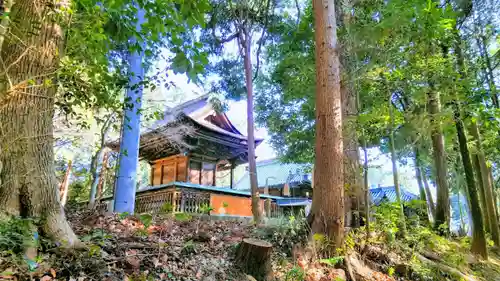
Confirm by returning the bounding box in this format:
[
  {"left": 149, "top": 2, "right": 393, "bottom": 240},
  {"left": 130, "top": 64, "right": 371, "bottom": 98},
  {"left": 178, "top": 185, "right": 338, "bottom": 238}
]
[
  {"left": 388, "top": 100, "right": 407, "bottom": 236},
  {"left": 235, "top": 238, "right": 273, "bottom": 281},
  {"left": 59, "top": 160, "right": 72, "bottom": 206},
  {"left": 310, "top": 0, "right": 344, "bottom": 250},
  {"left": 427, "top": 90, "right": 450, "bottom": 231},
  {"left": 0, "top": 0, "right": 78, "bottom": 246},
  {"left": 470, "top": 122, "right": 500, "bottom": 246},
  {"left": 242, "top": 30, "right": 262, "bottom": 224}
]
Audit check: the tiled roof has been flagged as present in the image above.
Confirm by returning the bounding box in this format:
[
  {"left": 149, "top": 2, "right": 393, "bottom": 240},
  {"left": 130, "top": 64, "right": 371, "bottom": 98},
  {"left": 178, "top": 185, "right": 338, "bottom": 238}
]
[
  {"left": 233, "top": 159, "right": 311, "bottom": 190},
  {"left": 370, "top": 186, "right": 419, "bottom": 205}
]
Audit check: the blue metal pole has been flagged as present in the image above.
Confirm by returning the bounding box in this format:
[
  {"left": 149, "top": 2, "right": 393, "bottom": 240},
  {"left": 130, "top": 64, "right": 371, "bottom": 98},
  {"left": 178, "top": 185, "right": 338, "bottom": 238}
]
[{"left": 113, "top": 6, "right": 146, "bottom": 214}]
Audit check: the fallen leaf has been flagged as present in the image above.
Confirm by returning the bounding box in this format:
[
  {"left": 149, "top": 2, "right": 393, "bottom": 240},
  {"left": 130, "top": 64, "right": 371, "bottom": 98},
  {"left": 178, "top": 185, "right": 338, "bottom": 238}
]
[
  {"left": 50, "top": 268, "right": 56, "bottom": 277},
  {"left": 40, "top": 276, "right": 52, "bottom": 281}
]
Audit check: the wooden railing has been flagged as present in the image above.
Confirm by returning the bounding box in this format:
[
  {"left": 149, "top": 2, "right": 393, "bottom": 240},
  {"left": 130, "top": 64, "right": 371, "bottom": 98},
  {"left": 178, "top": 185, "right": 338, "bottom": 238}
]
[{"left": 134, "top": 188, "right": 211, "bottom": 214}]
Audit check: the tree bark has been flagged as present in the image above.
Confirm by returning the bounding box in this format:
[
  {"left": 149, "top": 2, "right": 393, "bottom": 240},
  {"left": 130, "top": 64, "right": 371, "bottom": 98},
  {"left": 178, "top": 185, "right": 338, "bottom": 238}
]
[
  {"left": 96, "top": 151, "right": 109, "bottom": 201},
  {"left": 235, "top": 238, "right": 273, "bottom": 281},
  {"left": 59, "top": 160, "right": 72, "bottom": 206},
  {"left": 340, "top": 0, "right": 363, "bottom": 229},
  {"left": 427, "top": 90, "right": 450, "bottom": 232},
  {"left": 388, "top": 100, "right": 407, "bottom": 236},
  {"left": 310, "top": 0, "right": 344, "bottom": 250},
  {"left": 421, "top": 167, "right": 436, "bottom": 218},
  {"left": 89, "top": 115, "right": 113, "bottom": 208},
  {"left": 0, "top": 0, "right": 79, "bottom": 246},
  {"left": 362, "top": 138, "right": 371, "bottom": 242},
  {"left": 453, "top": 104, "right": 487, "bottom": 258},
  {"left": 414, "top": 148, "right": 429, "bottom": 224},
  {"left": 241, "top": 29, "right": 262, "bottom": 224},
  {"left": 470, "top": 121, "right": 500, "bottom": 246},
  {"left": 472, "top": 153, "right": 490, "bottom": 233}
]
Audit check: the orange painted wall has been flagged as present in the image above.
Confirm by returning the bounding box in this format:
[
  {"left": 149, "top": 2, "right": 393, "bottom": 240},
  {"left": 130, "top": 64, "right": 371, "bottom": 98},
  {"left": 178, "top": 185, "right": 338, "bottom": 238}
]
[{"left": 210, "top": 194, "right": 265, "bottom": 216}]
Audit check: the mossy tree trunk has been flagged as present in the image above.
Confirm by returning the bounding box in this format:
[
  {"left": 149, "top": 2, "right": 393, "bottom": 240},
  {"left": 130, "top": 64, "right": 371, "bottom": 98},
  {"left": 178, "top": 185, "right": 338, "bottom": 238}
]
[{"left": 0, "top": 0, "right": 79, "bottom": 246}]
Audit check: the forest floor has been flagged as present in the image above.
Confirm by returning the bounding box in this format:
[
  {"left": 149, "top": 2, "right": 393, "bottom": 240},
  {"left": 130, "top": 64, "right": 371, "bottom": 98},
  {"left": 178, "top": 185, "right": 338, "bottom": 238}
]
[{"left": 0, "top": 211, "right": 499, "bottom": 281}]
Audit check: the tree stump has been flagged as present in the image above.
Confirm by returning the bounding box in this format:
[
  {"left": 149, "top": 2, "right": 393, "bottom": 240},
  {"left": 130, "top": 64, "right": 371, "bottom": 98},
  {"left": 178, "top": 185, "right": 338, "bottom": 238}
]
[{"left": 235, "top": 238, "right": 273, "bottom": 281}]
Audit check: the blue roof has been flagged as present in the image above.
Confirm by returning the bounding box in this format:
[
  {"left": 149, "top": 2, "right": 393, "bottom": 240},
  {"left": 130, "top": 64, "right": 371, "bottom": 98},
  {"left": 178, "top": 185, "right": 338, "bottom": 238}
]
[
  {"left": 234, "top": 158, "right": 311, "bottom": 190},
  {"left": 370, "top": 186, "right": 419, "bottom": 205},
  {"left": 276, "top": 198, "right": 312, "bottom": 206}
]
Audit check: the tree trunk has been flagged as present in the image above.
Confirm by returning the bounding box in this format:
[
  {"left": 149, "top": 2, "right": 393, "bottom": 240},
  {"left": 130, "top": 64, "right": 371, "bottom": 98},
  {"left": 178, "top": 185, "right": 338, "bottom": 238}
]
[
  {"left": 472, "top": 153, "right": 490, "bottom": 233},
  {"left": 453, "top": 34, "right": 487, "bottom": 258},
  {"left": 89, "top": 116, "right": 113, "bottom": 208},
  {"left": 476, "top": 34, "right": 498, "bottom": 108},
  {"left": 0, "top": 0, "right": 79, "bottom": 246},
  {"left": 59, "top": 160, "right": 72, "bottom": 206},
  {"left": 339, "top": 0, "right": 363, "bottom": 229},
  {"left": 414, "top": 149, "right": 429, "bottom": 224},
  {"left": 96, "top": 151, "right": 109, "bottom": 201},
  {"left": 427, "top": 90, "right": 450, "bottom": 232},
  {"left": 242, "top": 29, "right": 262, "bottom": 224},
  {"left": 388, "top": 100, "right": 407, "bottom": 236},
  {"left": 470, "top": 121, "right": 500, "bottom": 246},
  {"left": 421, "top": 167, "right": 436, "bottom": 218},
  {"left": 310, "top": 0, "right": 344, "bottom": 250},
  {"left": 362, "top": 138, "right": 371, "bottom": 242},
  {"left": 453, "top": 109, "right": 487, "bottom": 258},
  {"left": 235, "top": 238, "right": 273, "bottom": 281}
]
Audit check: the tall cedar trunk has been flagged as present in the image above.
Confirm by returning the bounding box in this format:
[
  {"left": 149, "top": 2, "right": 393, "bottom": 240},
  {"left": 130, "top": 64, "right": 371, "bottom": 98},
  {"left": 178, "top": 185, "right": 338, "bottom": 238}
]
[
  {"left": 472, "top": 153, "right": 490, "bottom": 233},
  {"left": 0, "top": 0, "right": 78, "bottom": 245},
  {"left": 427, "top": 90, "right": 450, "bottom": 231},
  {"left": 454, "top": 35, "right": 487, "bottom": 257},
  {"left": 453, "top": 108, "right": 487, "bottom": 258},
  {"left": 342, "top": 81, "right": 361, "bottom": 228},
  {"left": 242, "top": 30, "right": 262, "bottom": 224},
  {"left": 362, "top": 138, "right": 371, "bottom": 242},
  {"left": 310, "top": 0, "right": 344, "bottom": 249},
  {"left": 388, "top": 100, "right": 407, "bottom": 236},
  {"left": 487, "top": 166, "right": 500, "bottom": 222},
  {"left": 340, "top": 0, "right": 363, "bottom": 228},
  {"left": 59, "top": 160, "right": 72, "bottom": 206},
  {"left": 470, "top": 122, "right": 500, "bottom": 246},
  {"left": 421, "top": 167, "right": 436, "bottom": 217},
  {"left": 413, "top": 148, "right": 430, "bottom": 223}
]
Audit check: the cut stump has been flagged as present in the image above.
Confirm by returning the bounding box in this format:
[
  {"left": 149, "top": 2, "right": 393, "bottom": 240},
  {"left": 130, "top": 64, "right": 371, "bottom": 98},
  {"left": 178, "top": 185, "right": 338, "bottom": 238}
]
[{"left": 235, "top": 238, "right": 273, "bottom": 281}]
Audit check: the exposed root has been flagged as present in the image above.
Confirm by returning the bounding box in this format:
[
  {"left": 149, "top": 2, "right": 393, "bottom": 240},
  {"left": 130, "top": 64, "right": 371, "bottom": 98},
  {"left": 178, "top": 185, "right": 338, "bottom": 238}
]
[
  {"left": 416, "top": 254, "right": 477, "bottom": 281},
  {"left": 43, "top": 210, "right": 83, "bottom": 249}
]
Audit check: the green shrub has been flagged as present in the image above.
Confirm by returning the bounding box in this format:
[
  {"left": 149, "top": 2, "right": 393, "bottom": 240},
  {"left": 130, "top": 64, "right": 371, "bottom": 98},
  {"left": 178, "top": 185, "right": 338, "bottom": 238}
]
[
  {"left": 0, "top": 217, "right": 37, "bottom": 253},
  {"left": 285, "top": 266, "right": 305, "bottom": 281}
]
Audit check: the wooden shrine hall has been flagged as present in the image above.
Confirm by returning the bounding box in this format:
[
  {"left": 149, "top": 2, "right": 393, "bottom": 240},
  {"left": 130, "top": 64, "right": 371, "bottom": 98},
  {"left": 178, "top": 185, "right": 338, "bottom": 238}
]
[{"left": 103, "top": 95, "right": 309, "bottom": 217}]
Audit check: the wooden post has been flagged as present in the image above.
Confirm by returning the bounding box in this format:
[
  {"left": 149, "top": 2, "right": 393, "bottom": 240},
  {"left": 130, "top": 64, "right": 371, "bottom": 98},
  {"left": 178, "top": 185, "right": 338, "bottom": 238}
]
[
  {"left": 265, "top": 199, "right": 271, "bottom": 217},
  {"left": 235, "top": 238, "right": 273, "bottom": 281}
]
